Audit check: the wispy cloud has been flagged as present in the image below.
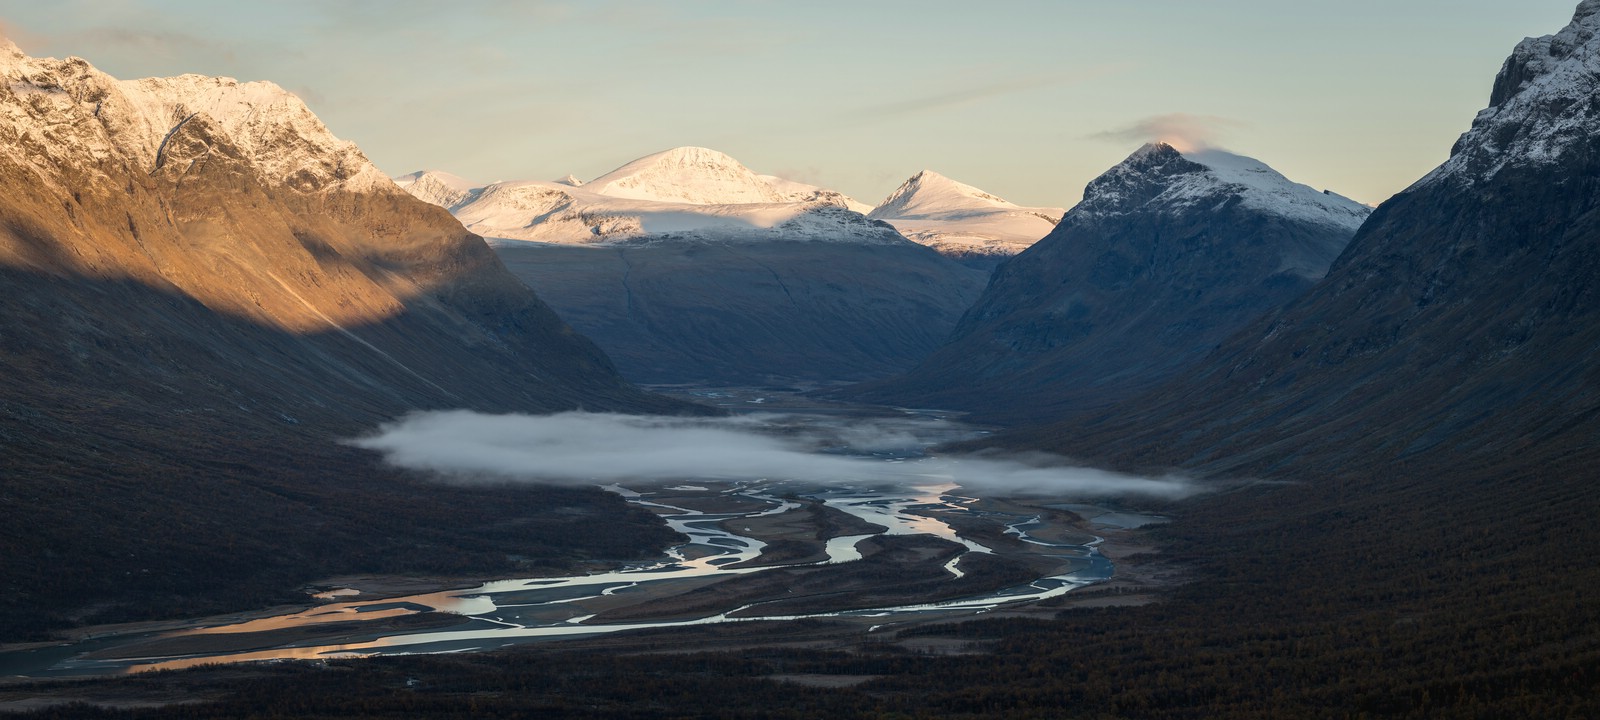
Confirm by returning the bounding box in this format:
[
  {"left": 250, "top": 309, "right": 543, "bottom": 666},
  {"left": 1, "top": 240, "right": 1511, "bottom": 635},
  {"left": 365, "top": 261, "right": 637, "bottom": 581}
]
[
  {"left": 847, "top": 65, "right": 1130, "bottom": 126},
  {"left": 349, "top": 410, "right": 1197, "bottom": 499},
  {"left": 30, "top": 20, "right": 238, "bottom": 65},
  {"left": 1091, "top": 112, "right": 1247, "bottom": 152}
]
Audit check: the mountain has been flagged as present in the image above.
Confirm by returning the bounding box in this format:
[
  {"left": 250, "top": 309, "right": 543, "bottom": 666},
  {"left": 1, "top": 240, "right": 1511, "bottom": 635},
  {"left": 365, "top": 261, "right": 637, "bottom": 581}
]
[
  {"left": 586, "top": 146, "right": 789, "bottom": 205},
  {"left": 402, "top": 148, "right": 988, "bottom": 385},
  {"left": 868, "top": 170, "right": 1064, "bottom": 268},
  {"left": 0, "top": 42, "right": 686, "bottom": 639},
  {"left": 1003, "top": 1, "right": 1600, "bottom": 476},
  {"left": 412, "top": 148, "right": 891, "bottom": 247},
  {"left": 844, "top": 143, "right": 1368, "bottom": 422}
]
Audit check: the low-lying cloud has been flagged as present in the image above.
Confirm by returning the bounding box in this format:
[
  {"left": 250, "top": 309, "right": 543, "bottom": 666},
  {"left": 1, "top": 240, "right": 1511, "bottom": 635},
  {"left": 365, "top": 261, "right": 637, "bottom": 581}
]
[{"left": 349, "top": 411, "right": 1196, "bottom": 499}]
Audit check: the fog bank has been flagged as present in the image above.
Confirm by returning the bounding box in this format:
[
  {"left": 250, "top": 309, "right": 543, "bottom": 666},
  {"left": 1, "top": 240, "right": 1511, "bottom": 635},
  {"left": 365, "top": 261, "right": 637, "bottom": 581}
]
[{"left": 350, "top": 411, "right": 1195, "bottom": 499}]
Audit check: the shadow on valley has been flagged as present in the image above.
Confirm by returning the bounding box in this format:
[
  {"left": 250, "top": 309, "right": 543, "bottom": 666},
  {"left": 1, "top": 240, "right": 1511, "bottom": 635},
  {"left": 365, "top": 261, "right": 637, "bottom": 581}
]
[
  {"left": 0, "top": 267, "right": 691, "bottom": 643},
  {"left": 494, "top": 239, "right": 986, "bottom": 386}
]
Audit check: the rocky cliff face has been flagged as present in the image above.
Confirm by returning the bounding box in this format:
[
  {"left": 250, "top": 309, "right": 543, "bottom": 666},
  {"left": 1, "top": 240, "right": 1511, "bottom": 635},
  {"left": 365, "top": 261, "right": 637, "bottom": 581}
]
[
  {"left": 0, "top": 42, "right": 685, "bottom": 639},
  {"left": 1002, "top": 1, "right": 1600, "bottom": 477},
  {"left": 845, "top": 143, "right": 1366, "bottom": 422}
]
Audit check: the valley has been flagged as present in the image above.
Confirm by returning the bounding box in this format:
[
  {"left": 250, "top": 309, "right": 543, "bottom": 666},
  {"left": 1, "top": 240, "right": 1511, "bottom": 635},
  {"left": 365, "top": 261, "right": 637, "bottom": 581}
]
[
  {"left": 5, "top": 2, "right": 1600, "bottom": 717},
  {"left": 0, "top": 397, "right": 1176, "bottom": 688}
]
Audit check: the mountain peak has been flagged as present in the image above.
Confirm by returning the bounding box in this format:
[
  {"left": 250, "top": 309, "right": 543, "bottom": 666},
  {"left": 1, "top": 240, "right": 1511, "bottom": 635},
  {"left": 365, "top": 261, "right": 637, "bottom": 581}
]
[
  {"left": 870, "top": 170, "right": 1021, "bottom": 221},
  {"left": 1077, "top": 144, "right": 1370, "bottom": 231},
  {"left": 1422, "top": 0, "right": 1600, "bottom": 189},
  {"left": 587, "top": 146, "right": 784, "bottom": 205},
  {"left": 0, "top": 43, "right": 390, "bottom": 195},
  {"left": 555, "top": 173, "right": 585, "bottom": 187},
  {"left": 1128, "top": 141, "right": 1183, "bottom": 161},
  {"left": 867, "top": 170, "right": 1063, "bottom": 261}
]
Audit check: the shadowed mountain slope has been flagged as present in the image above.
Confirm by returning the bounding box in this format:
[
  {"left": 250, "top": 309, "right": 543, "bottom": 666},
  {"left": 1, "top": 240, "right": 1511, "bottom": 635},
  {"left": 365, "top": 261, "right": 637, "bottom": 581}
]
[
  {"left": 0, "top": 42, "right": 688, "bottom": 640},
  {"left": 844, "top": 144, "right": 1367, "bottom": 422}
]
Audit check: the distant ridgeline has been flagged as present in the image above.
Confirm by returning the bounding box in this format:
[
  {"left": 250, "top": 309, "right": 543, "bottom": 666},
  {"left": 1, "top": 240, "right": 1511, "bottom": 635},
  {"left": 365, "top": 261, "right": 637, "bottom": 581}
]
[{"left": 399, "top": 148, "right": 994, "bottom": 385}]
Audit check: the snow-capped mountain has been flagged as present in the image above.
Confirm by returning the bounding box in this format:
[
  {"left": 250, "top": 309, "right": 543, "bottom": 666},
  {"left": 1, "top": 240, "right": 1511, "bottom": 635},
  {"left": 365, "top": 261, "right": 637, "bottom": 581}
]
[
  {"left": 868, "top": 170, "right": 1064, "bottom": 264},
  {"left": 586, "top": 146, "right": 788, "bottom": 204},
  {"left": 0, "top": 40, "right": 389, "bottom": 196},
  {"left": 399, "top": 147, "right": 898, "bottom": 246},
  {"left": 1078, "top": 144, "right": 1369, "bottom": 238},
  {"left": 1073, "top": 143, "right": 1370, "bottom": 278},
  {"left": 0, "top": 35, "right": 662, "bottom": 410},
  {"left": 843, "top": 143, "right": 1370, "bottom": 421}
]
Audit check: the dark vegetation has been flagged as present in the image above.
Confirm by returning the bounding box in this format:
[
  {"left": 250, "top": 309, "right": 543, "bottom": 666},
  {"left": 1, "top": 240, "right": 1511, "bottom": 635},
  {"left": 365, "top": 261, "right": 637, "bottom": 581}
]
[{"left": 12, "top": 447, "right": 1594, "bottom": 718}]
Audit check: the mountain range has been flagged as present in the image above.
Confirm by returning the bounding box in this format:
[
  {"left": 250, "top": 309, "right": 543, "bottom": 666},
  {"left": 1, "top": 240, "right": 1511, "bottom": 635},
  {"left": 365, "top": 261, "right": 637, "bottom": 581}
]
[
  {"left": 400, "top": 148, "right": 991, "bottom": 385},
  {"left": 398, "top": 147, "right": 1056, "bottom": 262}
]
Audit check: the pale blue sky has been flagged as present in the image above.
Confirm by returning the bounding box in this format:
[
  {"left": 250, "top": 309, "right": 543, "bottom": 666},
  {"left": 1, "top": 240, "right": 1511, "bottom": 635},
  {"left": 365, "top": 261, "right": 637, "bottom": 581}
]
[{"left": 0, "top": 1, "right": 1581, "bottom": 207}]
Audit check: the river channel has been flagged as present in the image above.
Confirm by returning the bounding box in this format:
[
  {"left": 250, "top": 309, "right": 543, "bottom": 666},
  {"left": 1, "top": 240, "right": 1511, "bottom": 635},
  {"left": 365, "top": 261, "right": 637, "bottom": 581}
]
[{"left": 3, "top": 395, "right": 1169, "bottom": 679}]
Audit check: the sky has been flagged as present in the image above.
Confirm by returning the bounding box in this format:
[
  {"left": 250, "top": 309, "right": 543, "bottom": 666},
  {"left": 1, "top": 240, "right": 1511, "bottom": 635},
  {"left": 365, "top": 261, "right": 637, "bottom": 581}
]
[{"left": 0, "top": 0, "right": 1583, "bottom": 208}]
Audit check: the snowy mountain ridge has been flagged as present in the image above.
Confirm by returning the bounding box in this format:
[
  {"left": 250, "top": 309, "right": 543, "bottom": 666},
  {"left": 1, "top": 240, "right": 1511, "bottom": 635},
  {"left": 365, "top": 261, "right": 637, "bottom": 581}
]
[
  {"left": 401, "top": 147, "right": 902, "bottom": 246},
  {"left": 1418, "top": 0, "right": 1600, "bottom": 189},
  {"left": 1076, "top": 143, "right": 1370, "bottom": 233},
  {"left": 0, "top": 39, "right": 390, "bottom": 195},
  {"left": 761, "top": 174, "right": 874, "bottom": 214}
]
